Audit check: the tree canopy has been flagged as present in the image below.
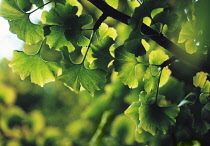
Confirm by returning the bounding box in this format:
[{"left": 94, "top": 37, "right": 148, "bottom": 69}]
[{"left": 0, "top": 0, "right": 210, "bottom": 145}]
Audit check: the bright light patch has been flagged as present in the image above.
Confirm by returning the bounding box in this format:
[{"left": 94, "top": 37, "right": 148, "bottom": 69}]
[{"left": 0, "top": 17, "right": 24, "bottom": 60}]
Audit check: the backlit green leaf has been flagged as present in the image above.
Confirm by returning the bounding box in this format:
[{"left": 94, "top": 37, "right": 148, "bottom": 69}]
[
  {"left": 9, "top": 51, "right": 61, "bottom": 87},
  {"left": 193, "top": 72, "right": 208, "bottom": 88},
  {"left": 9, "top": 14, "right": 44, "bottom": 45},
  {"left": 144, "top": 66, "right": 171, "bottom": 93},
  {"left": 91, "top": 37, "right": 114, "bottom": 70},
  {"left": 149, "top": 50, "right": 169, "bottom": 65},
  {"left": 43, "top": 3, "right": 92, "bottom": 47},
  {"left": 130, "top": 0, "right": 167, "bottom": 29},
  {"left": 105, "top": 0, "right": 118, "bottom": 9},
  {"left": 124, "top": 101, "right": 141, "bottom": 126},
  {"left": 58, "top": 48, "right": 107, "bottom": 96},
  {"left": 124, "top": 30, "right": 146, "bottom": 56},
  {"left": 113, "top": 46, "right": 139, "bottom": 88},
  {"left": 178, "top": 21, "right": 199, "bottom": 54},
  {"left": 46, "top": 26, "right": 74, "bottom": 51},
  {"left": 138, "top": 103, "right": 180, "bottom": 135},
  {"left": 0, "top": 0, "right": 25, "bottom": 20}
]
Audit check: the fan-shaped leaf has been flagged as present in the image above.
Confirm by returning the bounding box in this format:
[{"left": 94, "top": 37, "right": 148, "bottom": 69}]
[
  {"left": 114, "top": 46, "right": 139, "bottom": 88},
  {"left": 138, "top": 103, "right": 179, "bottom": 135},
  {"left": 9, "top": 51, "right": 61, "bottom": 87},
  {"left": 58, "top": 48, "right": 107, "bottom": 96},
  {"left": 9, "top": 14, "right": 44, "bottom": 45}
]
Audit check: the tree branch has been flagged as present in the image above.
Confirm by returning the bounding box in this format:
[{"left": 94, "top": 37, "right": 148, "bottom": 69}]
[{"left": 87, "top": 0, "right": 209, "bottom": 74}]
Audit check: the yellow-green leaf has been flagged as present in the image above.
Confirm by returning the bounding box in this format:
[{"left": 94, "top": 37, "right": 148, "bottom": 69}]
[
  {"left": 0, "top": 0, "right": 25, "bottom": 20},
  {"left": 9, "top": 14, "right": 44, "bottom": 45},
  {"left": 9, "top": 51, "right": 61, "bottom": 87}
]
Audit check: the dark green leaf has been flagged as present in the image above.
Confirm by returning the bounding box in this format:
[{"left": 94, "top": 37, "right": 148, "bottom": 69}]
[
  {"left": 58, "top": 48, "right": 107, "bottom": 96},
  {"left": 113, "top": 46, "right": 139, "bottom": 88}
]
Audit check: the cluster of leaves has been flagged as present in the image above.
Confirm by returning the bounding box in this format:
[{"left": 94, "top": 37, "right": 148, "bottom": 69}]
[{"left": 0, "top": 0, "right": 210, "bottom": 145}]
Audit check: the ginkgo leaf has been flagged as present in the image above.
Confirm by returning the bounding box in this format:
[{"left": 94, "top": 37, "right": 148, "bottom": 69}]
[
  {"left": 124, "top": 101, "right": 141, "bottom": 126},
  {"left": 91, "top": 37, "right": 114, "bottom": 70},
  {"left": 9, "top": 51, "right": 61, "bottom": 87},
  {"left": 105, "top": 0, "right": 118, "bottom": 9},
  {"left": 9, "top": 14, "right": 44, "bottom": 45},
  {"left": 130, "top": 0, "right": 167, "bottom": 29},
  {"left": 58, "top": 48, "right": 107, "bottom": 96},
  {"left": 42, "top": 3, "right": 78, "bottom": 25},
  {"left": 17, "top": 0, "right": 32, "bottom": 12},
  {"left": 0, "top": 0, "right": 25, "bottom": 20},
  {"left": 138, "top": 102, "right": 180, "bottom": 135},
  {"left": 113, "top": 46, "right": 139, "bottom": 88},
  {"left": 42, "top": 3, "right": 92, "bottom": 47},
  {"left": 149, "top": 50, "right": 169, "bottom": 65},
  {"left": 193, "top": 72, "right": 208, "bottom": 88},
  {"left": 178, "top": 21, "right": 199, "bottom": 54},
  {"left": 124, "top": 30, "right": 146, "bottom": 56},
  {"left": 143, "top": 66, "right": 171, "bottom": 93},
  {"left": 46, "top": 26, "right": 75, "bottom": 51},
  {"left": 153, "top": 10, "right": 181, "bottom": 32}
]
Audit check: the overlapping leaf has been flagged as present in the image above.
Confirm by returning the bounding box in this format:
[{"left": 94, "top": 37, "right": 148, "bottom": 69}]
[
  {"left": 153, "top": 10, "right": 181, "bottom": 32},
  {"left": 124, "top": 29, "right": 146, "bottom": 56},
  {"left": 193, "top": 72, "right": 208, "bottom": 88},
  {"left": 42, "top": 3, "right": 92, "bottom": 51},
  {"left": 17, "top": 0, "right": 32, "bottom": 12},
  {"left": 113, "top": 46, "right": 139, "bottom": 88},
  {"left": 125, "top": 91, "right": 180, "bottom": 136},
  {"left": 90, "top": 23, "right": 117, "bottom": 70},
  {"left": 130, "top": 0, "right": 167, "bottom": 29},
  {"left": 143, "top": 50, "right": 170, "bottom": 93},
  {"left": 178, "top": 21, "right": 198, "bottom": 54},
  {"left": 46, "top": 26, "right": 74, "bottom": 51},
  {"left": 9, "top": 51, "right": 61, "bottom": 87},
  {"left": 58, "top": 48, "right": 107, "bottom": 96}
]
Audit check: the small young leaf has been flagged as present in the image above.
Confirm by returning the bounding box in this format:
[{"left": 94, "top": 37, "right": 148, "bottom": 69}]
[
  {"left": 9, "top": 51, "right": 61, "bottom": 87},
  {"left": 149, "top": 50, "right": 169, "bottom": 65},
  {"left": 113, "top": 46, "right": 139, "bottom": 88},
  {"left": 193, "top": 72, "right": 208, "bottom": 88}
]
